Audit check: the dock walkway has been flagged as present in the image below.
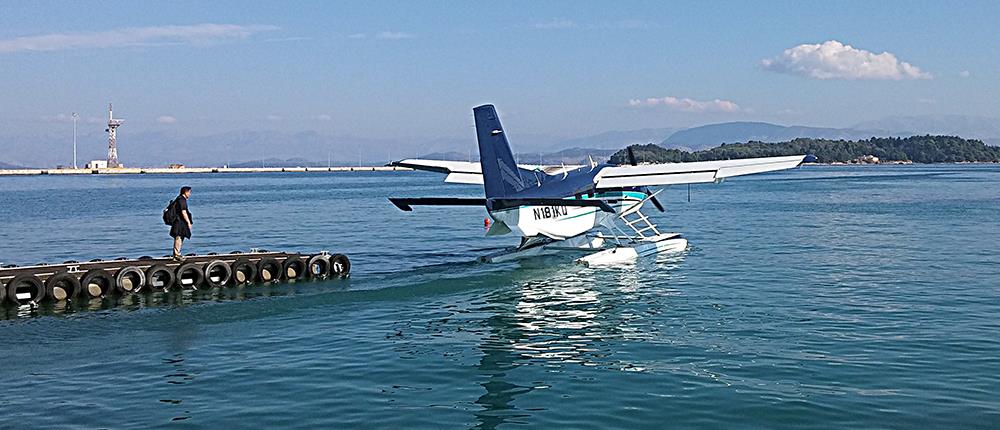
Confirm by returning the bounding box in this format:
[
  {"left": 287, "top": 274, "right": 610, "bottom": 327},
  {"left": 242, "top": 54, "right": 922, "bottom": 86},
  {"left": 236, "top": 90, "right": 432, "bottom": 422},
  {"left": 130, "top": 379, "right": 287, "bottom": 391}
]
[{"left": 0, "top": 166, "right": 411, "bottom": 176}]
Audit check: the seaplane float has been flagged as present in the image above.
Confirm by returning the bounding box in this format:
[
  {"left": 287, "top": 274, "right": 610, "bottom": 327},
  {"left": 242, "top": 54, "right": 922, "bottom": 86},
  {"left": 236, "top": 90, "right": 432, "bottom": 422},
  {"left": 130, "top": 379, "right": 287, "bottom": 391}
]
[{"left": 388, "top": 104, "right": 805, "bottom": 266}]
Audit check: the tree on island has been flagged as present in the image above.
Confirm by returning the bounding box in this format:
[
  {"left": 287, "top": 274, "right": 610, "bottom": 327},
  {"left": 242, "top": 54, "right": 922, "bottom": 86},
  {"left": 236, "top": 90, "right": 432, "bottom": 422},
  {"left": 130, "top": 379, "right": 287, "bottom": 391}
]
[{"left": 609, "top": 136, "right": 1000, "bottom": 164}]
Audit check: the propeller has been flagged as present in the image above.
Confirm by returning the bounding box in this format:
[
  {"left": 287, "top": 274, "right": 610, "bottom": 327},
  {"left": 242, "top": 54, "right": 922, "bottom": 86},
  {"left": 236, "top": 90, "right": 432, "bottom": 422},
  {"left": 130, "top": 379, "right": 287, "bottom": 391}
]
[{"left": 626, "top": 146, "right": 665, "bottom": 212}]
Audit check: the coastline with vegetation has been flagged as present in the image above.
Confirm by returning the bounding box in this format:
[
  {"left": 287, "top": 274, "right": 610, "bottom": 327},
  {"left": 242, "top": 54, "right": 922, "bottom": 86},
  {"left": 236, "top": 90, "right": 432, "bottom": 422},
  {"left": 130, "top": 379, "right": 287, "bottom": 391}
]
[{"left": 610, "top": 136, "right": 1000, "bottom": 165}]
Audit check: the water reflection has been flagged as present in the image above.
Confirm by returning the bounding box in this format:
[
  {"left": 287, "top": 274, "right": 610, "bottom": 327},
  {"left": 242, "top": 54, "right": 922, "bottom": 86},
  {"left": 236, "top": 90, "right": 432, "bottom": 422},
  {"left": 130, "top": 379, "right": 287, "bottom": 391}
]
[
  {"left": 0, "top": 279, "right": 348, "bottom": 320},
  {"left": 472, "top": 252, "right": 686, "bottom": 429}
]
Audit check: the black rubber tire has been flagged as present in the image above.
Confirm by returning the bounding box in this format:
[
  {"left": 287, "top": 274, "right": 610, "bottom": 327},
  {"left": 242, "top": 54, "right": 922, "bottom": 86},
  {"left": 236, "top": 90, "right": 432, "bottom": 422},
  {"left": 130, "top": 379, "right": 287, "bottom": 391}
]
[
  {"left": 45, "top": 272, "right": 82, "bottom": 302},
  {"left": 175, "top": 263, "right": 205, "bottom": 290},
  {"left": 203, "top": 260, "right": 232, "bottom": 288},
  {"left": 282, "top": 255, "right": 306, "bottom": 281},
  {"left": 229, "top": 258, "right": 256, "bottom": 285},
  {"left": 79, "top": 269, "right": 114, "bottom": 299},
  {"left": 256, "top": 258, "right": 282, "bottom": 283},
  {"left": 5, "top": 274, "right": 45, "bottom": 305},
  {"left": 328, "top": 253, "right": 351, "bottom": 278},
  {"left": 145, "top": 264, "right": 176, "bottom": 291},
  {"left": 114, "top": 266, "right": 147, "bottom": 294},
  {"left": 306, "top": 254, "right": 331, "bottom": 278}
]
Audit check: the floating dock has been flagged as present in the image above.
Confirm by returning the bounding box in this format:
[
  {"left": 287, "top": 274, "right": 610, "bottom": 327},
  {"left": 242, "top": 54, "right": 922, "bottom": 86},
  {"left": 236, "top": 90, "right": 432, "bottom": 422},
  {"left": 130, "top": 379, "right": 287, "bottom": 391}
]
[
  {"left": 0, "top": 250, "right": 350, "bottom": 306},
  {"left": 0, "top": 166, "right": 410, "bottom": 176}
]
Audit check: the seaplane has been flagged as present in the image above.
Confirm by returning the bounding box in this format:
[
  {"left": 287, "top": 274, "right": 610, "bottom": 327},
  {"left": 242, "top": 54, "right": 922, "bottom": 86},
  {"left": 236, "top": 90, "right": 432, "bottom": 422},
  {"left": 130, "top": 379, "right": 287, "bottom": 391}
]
[{"left": 388, "top": 104, "right": 805, "bottom": 266}]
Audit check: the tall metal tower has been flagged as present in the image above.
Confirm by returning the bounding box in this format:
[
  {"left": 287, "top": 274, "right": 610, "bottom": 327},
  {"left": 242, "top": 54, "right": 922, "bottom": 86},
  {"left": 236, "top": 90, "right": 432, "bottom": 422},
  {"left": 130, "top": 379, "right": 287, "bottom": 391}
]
[{"left": 106, "top": 103, "right": 124, "bottom": 168}]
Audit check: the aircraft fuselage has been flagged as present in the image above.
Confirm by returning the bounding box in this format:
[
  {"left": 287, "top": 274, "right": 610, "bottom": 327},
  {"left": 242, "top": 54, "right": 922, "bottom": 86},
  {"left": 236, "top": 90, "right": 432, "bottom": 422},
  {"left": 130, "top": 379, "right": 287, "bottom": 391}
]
[{"left": 488, "top": 190, "right": 645, "bottom": 240}]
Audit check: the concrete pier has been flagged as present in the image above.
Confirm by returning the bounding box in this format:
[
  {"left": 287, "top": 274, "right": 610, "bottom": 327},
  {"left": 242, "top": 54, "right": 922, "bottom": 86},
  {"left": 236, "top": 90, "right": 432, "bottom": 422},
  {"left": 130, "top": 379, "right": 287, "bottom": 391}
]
[{"left": 0, "top": 166, "right": 411, "bottom": 176}]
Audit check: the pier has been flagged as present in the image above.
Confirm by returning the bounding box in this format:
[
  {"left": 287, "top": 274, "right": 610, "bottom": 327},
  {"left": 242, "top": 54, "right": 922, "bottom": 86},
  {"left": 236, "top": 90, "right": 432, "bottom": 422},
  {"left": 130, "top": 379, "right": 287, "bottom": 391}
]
[
  {"left": 0, "top": 166, "right": 411, "bottom": 176},
  {"left": 0, "top": 250, "right": 350, "bottom": 306}
]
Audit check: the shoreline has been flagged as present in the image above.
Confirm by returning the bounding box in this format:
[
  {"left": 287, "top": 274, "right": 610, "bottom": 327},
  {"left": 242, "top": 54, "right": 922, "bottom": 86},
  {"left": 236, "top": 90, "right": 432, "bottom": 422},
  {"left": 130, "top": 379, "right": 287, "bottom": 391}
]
[{"left": 1, "top": 161, "right": 997, "bottom": 176}]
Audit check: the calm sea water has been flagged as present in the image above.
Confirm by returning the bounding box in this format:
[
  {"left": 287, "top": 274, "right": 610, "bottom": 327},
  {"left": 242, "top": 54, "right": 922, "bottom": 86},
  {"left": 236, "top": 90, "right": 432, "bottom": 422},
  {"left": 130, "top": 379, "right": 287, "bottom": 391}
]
[{"left": 0, "top": 165, "right": 998, "bottom": 429}]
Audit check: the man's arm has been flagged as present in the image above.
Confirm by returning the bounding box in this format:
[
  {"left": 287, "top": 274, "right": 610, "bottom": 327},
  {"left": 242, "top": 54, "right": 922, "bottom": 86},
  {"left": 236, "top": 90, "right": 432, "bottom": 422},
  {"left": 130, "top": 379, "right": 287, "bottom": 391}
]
[{"left": 181, "top": 208, "right": 192, "bottom": 227}]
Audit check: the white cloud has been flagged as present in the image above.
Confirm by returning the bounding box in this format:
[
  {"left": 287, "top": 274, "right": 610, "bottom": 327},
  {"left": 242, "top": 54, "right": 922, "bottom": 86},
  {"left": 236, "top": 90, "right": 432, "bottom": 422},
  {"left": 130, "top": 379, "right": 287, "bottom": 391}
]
[
  {"left": 533, "top": 18, "right": 576, "bottom": 29},
  {"left": 959, "top": 70, "right": 971, "bottom": 78},
  {"left": 265, "top": 115, "right": 283, "bottom": 121},
  {"left": 374, "top": 31, "right": 412, "bottom": 40},
  {"left": 156, "top": 115, "right": 177, "bottom": 124},
  {"left": 760, "top": 40, "right": 931, "bottom": 80},
  {"left": 41, "top": 113, "right": 74, "bottom": 123},
  {"left": 0, "top": 23, "right": 279, "bottom": 54},
  {"left": 313, "top": 114, "right": 333, "bottom": 121},
  {"left": 347, "top": 33, "right": 367, "bottom": 39},
  {"left": 628, "top": 96, "right": 743, "bottom": 113}
]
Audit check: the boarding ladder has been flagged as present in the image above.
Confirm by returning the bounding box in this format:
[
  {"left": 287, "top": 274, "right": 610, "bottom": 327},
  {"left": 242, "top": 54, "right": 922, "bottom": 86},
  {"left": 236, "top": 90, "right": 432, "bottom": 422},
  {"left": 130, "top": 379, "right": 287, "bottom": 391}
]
[
  {"left": 600, "top": 194, "right": 662, "bottom": 246},
  {"left": 619, "top": 204, "right": 660, "bottom": 238}
]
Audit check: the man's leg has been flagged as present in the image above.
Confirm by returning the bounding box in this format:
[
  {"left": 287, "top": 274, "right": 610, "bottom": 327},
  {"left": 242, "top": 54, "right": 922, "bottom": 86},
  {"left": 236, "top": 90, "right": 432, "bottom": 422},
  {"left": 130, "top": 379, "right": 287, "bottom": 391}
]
[{"left": 173, "top": 236, "right": 183, "bottom": 259}]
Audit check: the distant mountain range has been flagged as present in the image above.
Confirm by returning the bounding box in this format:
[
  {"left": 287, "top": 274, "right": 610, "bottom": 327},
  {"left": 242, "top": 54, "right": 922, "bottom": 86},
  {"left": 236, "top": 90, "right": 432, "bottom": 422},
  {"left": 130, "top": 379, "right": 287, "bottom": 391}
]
[
  {"left": 2, "top": 115, "right": 997, "bottom": 168},
  {"left": 661, "top": 122, "right": 895, "bottom": 151},
  {"left": 661, "top": 116, "right": 1000, "bottom": 151},
  {"left": 548, "top": 127, "right": 680, "bottom": 150},
  {"left": 0, "top": 161, "right": 27, "bottom": 169},
  {"left": 852, "top": 115, "right": 1000, "bottom": 140},
  {"left": 415, "top": 147, "right": 618, "bottom": 165}
]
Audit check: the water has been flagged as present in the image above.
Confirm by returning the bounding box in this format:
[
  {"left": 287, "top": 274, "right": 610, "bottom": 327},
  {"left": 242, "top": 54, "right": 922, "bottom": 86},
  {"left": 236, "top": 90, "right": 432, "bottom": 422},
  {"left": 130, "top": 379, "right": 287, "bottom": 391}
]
[{"left": 0, "top": 165, "right": 998, "bottom": 428}]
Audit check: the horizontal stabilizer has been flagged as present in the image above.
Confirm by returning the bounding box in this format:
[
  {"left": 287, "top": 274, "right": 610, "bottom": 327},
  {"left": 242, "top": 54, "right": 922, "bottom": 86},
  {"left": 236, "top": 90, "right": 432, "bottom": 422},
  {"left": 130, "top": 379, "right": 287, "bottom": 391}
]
[
  {"left": 490, "top": 198, "right": 615, "bottom": 213},
  {"left": 389, "top": 197, "right": 487, "bottom": 211}
]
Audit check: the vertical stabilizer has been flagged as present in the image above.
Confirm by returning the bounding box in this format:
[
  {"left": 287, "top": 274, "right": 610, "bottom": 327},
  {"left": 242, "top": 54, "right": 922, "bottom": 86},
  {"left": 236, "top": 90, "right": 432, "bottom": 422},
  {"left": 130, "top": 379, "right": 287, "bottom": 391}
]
[{"left": 474, "top": 104, "right": 525, "bottom": 198}]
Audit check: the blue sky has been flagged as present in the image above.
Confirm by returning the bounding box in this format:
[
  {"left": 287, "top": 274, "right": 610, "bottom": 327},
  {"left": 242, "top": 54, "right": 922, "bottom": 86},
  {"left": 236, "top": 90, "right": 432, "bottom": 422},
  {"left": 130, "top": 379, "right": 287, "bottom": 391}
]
[{"left": 0, "top": 1, "right": 997, "bottom": 164}]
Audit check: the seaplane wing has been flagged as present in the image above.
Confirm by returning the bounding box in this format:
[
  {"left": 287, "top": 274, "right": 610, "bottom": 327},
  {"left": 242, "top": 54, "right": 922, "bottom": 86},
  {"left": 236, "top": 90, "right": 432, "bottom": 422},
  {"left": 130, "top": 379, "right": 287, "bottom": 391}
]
[
  {"left": 594, "top": 155, "right": 806, "bottom": 188},
  {"left": 391, "top": 159, "right": 583, "bottom": 185}
]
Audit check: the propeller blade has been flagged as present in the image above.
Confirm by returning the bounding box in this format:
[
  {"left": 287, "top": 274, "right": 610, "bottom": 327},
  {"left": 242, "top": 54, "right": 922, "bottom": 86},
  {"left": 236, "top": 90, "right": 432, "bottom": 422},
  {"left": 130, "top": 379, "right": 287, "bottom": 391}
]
[{"left": 650, "top": 195, "right": 665, "bottom": 212}]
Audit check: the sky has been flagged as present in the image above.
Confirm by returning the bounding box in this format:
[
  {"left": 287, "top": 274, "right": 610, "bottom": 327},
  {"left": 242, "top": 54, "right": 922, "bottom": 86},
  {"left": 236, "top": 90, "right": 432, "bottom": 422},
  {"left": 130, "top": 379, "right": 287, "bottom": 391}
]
[{"left": 0, "top": 1, "right": 998, "bottom": 165}]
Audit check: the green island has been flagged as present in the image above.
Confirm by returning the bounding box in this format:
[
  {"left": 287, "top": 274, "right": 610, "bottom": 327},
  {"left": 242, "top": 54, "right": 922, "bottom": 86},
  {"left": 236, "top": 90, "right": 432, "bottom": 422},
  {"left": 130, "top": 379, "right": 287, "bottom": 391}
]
[{"left": 610, "top": 136, "right": 1000, "bottom": 164}]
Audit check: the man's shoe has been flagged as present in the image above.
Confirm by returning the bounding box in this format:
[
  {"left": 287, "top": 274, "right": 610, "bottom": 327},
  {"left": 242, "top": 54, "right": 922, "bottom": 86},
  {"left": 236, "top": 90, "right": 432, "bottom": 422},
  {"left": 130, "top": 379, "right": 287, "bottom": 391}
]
[{"left": 172, "top": 255, "right": 185, "bottom": 262}]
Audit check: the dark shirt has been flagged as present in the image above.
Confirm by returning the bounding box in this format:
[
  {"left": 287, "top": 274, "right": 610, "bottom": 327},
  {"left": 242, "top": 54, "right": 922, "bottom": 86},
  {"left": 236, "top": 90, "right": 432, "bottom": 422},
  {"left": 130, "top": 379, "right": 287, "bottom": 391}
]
[
  {"left": 175, "top": 196, "right": 190, "bottom": 221},
  {"left": 170, "top": 195, "right": 192, "bottom": 239}
]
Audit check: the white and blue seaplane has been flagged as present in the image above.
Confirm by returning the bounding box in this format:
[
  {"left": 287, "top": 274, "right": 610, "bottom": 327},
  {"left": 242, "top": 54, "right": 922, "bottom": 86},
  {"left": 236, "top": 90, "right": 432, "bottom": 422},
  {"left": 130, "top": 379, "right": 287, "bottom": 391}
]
[{"left": 389, "top": 104, "right": 805, "bottom": 266}]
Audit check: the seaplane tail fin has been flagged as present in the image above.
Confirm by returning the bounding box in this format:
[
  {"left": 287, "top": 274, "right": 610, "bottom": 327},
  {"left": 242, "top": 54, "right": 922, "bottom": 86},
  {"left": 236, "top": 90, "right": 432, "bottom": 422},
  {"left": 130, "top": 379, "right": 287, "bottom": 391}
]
[{"left": 474, "top": 104, "right": 526, "bottom": 198}]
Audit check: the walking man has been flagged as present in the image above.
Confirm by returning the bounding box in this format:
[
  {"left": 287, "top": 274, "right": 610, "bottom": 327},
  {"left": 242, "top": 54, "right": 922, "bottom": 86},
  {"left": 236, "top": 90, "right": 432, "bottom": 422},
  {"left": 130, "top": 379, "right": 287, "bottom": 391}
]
[{"left": 170, "top": 186, "right": 193, "bottom": 261}]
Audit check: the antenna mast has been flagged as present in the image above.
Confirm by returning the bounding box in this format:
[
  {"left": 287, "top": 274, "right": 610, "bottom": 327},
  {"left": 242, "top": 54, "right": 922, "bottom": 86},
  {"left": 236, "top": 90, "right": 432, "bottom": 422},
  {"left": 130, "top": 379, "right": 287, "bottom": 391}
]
[
  {"left": 72, "top": 112, "right": 79, "bottom": 168},
  {"left": 106, "top": 103, "right": 124, "bottom": 168}
]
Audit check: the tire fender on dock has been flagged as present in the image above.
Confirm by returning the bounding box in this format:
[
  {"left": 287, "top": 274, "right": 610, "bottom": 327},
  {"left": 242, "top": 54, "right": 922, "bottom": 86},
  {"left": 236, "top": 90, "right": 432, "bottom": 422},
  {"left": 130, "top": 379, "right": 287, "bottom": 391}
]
[
  {"left": 5, "top": 274, "right": 46, "bottom": 305},
  {"left": 306, "top": 254, "right": 331, "bottom": 278},
  {"left": 328, "top": 254, "right": 351, "bottom": 278},
  {"left": 203, "top": 260, "right": 232, "bottom": 288},
  {"left": 45, "top": 272, "right": 82, "bottom": 301},
  {"left": 114, "top": 266, "right": 147, "bottom": 294},
  {"left": 230, "top": 258, "right": 256, "bottom": 285},
  {"left": 256, "top": 258, "right": 282, "bottom": 283},
  {"left": 175, "top": 263, "right": 205, "bottom": 290},
  {"left": 80, "top": 269, "right": 114, "bottom": 299},
  {"left": 282, "top": 255, "right": 306, "bottom": 281},
  {"left": 145, "top": 265, "right": 176, "bottom": 291}
]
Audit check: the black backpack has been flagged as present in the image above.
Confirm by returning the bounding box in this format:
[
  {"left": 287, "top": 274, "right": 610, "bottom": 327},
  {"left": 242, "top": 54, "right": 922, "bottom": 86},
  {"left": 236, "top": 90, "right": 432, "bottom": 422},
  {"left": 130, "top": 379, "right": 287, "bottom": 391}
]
[{"left": 162, "top": 199, "right": 177, "bottom": 225}]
